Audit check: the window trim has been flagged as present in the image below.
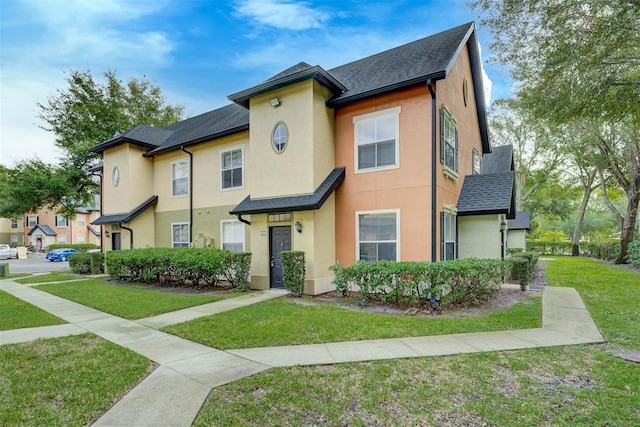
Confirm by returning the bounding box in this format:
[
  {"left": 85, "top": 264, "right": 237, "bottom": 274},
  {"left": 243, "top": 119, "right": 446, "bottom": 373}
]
[
  {"left": 55, "top": 215, "right": 68, "bottom": 228},
  {"left": 220, "top": 145, "right": 245, "bottom": 191},
  {"left": 171, "top": 159, "right": 189, "bottom": 198},
  {"left": 220, "top": 219, "right": 245, "bottom": 252},
  {"left": 10, "top": 219, "right": 17, "bottom": 229},
  {"left": 171, "top": 222, "right": 190, "bottom": 248},
  {"left": 77, "top": 216, "right": 86, "bottom": 227},
  {"left": 10, "top": 235, "right": 18, "bottom": 245},
  {"left": 272, "top": 122, "right": 288, "bottom": 154},
  {"left": 440, "top": 106, "right": 459, "bottom": 180},
  {"left": 27, "top": 215, "right": 38, "bottom": 228},
  {"left": 440, "top": 207, "right": 457, "bottom": 261},
  {"left": 355, "top": 208, "right": 401, "bottom": 261},
  {"left": 353, "top": 107, "right": 401, "bottom": 174}
]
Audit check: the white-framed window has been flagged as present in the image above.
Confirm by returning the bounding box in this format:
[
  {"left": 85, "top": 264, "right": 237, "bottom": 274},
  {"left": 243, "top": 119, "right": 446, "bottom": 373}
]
[
  {"left": 76, "top": 235, "right": 85, "bottom": 244},
  {"left": 27, "top": 215, "right": 38, "bottom": 227},
  {"left": 77, "top": 216, "right": 85, "bottom": 227},
  {"left": 353, "top": 107, "right": 400, "bottom": 172},
  {"left": 356, "top": 209, "right": 400, "bottom": 261},
  {"left": 441, "top": 210, "right": 457, "bottom": 261},
  {"left": 55, "top": 215, "right": 68, "bottom": 227},
  {"left": 472, "top": 148, "right": 481, "bottom": 175},
  {"left": 171, "top": 223, "right": 189, "bottom": 247},
  {"left": 221, "top": 220, "right": 245, "bottom": 252},
  {"left": 440, "top": 107, "right": 458, "bottom": 175},
  {"left": 10, "top": 218, "right": 17, "bottom": 229},
  {"left": 10, "top": 235, "right": 18, "bottom": 246},
  {"left": 58, "top": 235, "right": 67, "bottom": 244},
  {"left": 221, "top": 147, "right": 244, "bottom": 190},
  {"left": 272, "top": 122, "right": 288, "bottom": 153},
  {"left": 172, "top": 159, "right": 189, "bottom": 197}
]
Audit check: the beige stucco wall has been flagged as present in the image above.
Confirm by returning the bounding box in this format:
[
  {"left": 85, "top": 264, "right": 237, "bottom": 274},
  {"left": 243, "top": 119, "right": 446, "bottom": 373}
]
[
  {"left": 507, "top": 229, "right": 527, "bottom": 250},
  {"left": 103, "top": 144, "right": 155, "bottom": 215},
  {"left": 458, "top": 215, "right": 503, "bottom": 259}
]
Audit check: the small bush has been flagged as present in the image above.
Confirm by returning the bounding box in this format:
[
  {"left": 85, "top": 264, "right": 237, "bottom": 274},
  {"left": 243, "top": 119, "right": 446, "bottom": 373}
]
[
  {"left": 281, "top": 251, "right": 306, "bottom": 296},
  {"left": 223, "top": 252, "right": 252, "bottom": 291},
  {"left": 69, "top": 252, "right": 91, "bottom": 274},
  {"left": 626, "top": 241, "right": 640, "bottom": 267},
  {"left": 506, "top": 247, "right": 524, "bottom": 255}
]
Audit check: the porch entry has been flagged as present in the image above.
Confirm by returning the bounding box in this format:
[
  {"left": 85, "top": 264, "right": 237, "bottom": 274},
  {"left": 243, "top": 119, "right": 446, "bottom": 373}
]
[
  {"left": 112, "top": 232, "right": 121, "bottom": 251},
  {"left": 269, "top": 226, "right": 291, "bottom": 288}
]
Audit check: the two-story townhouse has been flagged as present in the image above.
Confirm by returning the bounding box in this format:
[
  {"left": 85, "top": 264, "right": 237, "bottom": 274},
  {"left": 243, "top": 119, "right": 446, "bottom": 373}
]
[
  {"left": 0, "top": 217, "right": 24, "bottom": 246},
  {"left": 89, "top": 22, "right": 516, "bottom": 295}
]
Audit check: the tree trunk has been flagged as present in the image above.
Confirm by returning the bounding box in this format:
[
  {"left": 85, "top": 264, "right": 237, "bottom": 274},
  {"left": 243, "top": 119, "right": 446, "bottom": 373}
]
[
  {"left": 615, "top": 189, "right": 640, "bottom": 263},
  {"left": 572, "top": 172, "right": 596, "bottom": 256}
]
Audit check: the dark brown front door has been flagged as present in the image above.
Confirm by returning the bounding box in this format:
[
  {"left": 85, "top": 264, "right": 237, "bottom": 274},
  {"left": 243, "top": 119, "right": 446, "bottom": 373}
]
[
  {"left": 112, "top": 232, "right": 121, "bottom": 251},
  {"left": 269, "top": 226, "right": 291, "bottom": 288}
]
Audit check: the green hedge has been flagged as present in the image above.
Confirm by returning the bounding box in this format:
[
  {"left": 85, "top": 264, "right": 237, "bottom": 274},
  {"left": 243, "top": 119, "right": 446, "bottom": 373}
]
[
  {"left": 46, "top": 243, "right": 100, "bottom": 252},
  {"left": 508, "top": 251, "right": 539, "bottom": 289},
  {"left": 281, "top": 251, "right": 306, "bottom": 296},
  {"left": 526, "top": 240, "right": 620, "bottom": 259},
  {"left": 69, "top": 252, "right": 105, "bottom": 274},
  {"left": 105, "top": 247, "right": 251, "bottom": 289},
  {"left": 627, "top": 241, "right": 640, "bottom": 267},
  {"left": 330, "top": 258, "right": 505, "bottom": 308}
]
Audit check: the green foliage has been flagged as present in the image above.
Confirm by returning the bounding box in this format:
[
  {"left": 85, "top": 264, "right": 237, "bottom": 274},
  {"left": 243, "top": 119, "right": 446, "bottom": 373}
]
[
  {"left": 46, "top": 243, "right": 99, "bottom": 252},
  {"left": 330, "top": 259, "right": 505, "bottom": 308},
  {"left": 106, "top": 247, "right": 251, "bottom": 289},
  {"left": 0, "top": 263, "right": 8, "bottom": 277},
  {"left": 0, "top": 290, "right": 66, "bottom": 330},
  {"left": 69, "top": 252, "right": 91, "bottom": 274},
  {"left": 281, "top": 251, "right": 306, "bottom": 296},
  {"left": 508, "top": 251, "right": 539, "bottom": 288},
  {"left": 506, "top": 247, "right": 524, "bottom": 255},
  {"left": 539, "top": 230, "right": 569, "bottom": 242},
  {"left": 626, "top": 241, "right": 640, "bottom": 267},
  {"left": 527, "top": 240, "right": 620, "bottom": 259}
]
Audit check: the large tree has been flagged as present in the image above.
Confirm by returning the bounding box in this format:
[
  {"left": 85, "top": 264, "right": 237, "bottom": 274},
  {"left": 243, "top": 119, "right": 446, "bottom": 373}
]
[
  {"left": 470, "top": 0, "right": 640, "bottom": 262},
  {"left": 0, "top": 70, "right": 184, "bottom": 219}
]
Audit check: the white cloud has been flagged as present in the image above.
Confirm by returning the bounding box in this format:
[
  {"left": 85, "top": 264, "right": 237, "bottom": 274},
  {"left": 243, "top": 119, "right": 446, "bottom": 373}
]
[{"left": 234, "top": 0, "right": 330, "bottom": 30}]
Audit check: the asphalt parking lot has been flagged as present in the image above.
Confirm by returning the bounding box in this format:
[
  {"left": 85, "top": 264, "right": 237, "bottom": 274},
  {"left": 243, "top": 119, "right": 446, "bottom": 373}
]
[{"left": 1, "top": 254, "right": 72, "bottom": 274}]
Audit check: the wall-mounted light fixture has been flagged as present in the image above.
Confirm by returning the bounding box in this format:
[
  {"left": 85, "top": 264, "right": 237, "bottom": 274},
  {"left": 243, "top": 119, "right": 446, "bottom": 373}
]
[
  {"left": 269, "top": 97, "right": 281, "bottom": 108},
  {"left": 105, "top": 230, "right": 110, "bottom": 238},
  {"left": 500, "top": 221, "right": 506, "bottom": 232},
  {"left": 295, "top": 220, "right": 302, "bottom": 233}
]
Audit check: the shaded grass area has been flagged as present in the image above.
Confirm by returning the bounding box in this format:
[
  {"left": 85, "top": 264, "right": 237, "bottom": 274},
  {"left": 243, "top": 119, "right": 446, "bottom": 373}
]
[
  {"left": 16, "top": 272, "right": 78, "bottom": 284},
  {"left": 36, "top": 279, "right": 224, "bottom": 320},
  {"left": 194, "top": 257, "right": 640, "bottom": 425},
  {"left": 164, "top": 293, "right": 541, "bottom": 349},
  {"left": 0, "top": 334, "right": 153, "bottom": 427},
  {"left": 0, "top": 290, "right": 66, "bottom": 330}
]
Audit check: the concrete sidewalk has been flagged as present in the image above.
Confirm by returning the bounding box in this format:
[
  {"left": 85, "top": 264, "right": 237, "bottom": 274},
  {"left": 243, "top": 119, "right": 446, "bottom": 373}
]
[{"left": 0, "top": 279, "right": 605, "bottom": 427}]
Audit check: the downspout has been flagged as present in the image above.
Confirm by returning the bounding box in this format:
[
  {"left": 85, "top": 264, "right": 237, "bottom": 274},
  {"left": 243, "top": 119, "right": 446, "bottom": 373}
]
[
  {"left": 180, "top": 146, "right": 194, "bottom": 246},
  {"left": 237, "top": 214, "right": 251, "bottom": 226},
  {"left": 427, "top": 79, "right": 437, "bottom": 263},
  {"left": 119, "top": 223, "right": 134, "bottom": 249}
]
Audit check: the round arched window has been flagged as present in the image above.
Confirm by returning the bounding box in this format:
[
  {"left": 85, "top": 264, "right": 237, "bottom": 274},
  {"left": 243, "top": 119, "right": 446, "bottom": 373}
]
[{"left": 272, "top": 122, "right": 288, "bottom": 153}]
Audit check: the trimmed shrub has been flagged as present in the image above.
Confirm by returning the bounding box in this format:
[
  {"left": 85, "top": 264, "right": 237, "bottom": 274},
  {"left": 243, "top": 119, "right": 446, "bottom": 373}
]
[
  {"left": 46, "top": 243, "right": 100, "bottom": 252},
  {"left": 105, "top": 247, "right": 251, "bottom": 289},
  {"left": 69, "top": 252, "right": 91, "bottom": 274},
  {"left": 508, "top": 251, "right": 539, "bottom": 289},
  {"left": 627, "top": 241, "right": 640, "bottom": 267},
  {"left": 506, "top": 247, "right": 524, "bottom": 255},
  {"left": 330, "top": 258, "right": 505, "bottom": 308},
  {"left": 90, "top": 252, "right": 104, "bottom": 274},
  {"left": 281, "top": 251, "right": 306, "bottom": 296},
  {"left": 527, "top": 240, "right": 620, "bottom": 259}
]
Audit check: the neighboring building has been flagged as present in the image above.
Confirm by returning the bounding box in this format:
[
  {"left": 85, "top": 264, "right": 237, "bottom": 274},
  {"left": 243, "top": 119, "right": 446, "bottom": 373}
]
[
  {"left": 24, "top": 198, "right": 101, "bottom": 250},
  {"left": 507, "top": 211, "right": 531, "bottom": 251},
  {"left": 89, "top": 22, "right": 515, "bottom": 294},
  {"left": 0, "top": 217, "right": 25, "bottom": 246}
]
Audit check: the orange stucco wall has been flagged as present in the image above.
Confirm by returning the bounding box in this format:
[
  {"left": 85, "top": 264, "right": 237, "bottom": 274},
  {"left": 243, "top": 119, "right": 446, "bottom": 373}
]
[{"left": 334, "top": 43, "right": 485, "bottom": 264}]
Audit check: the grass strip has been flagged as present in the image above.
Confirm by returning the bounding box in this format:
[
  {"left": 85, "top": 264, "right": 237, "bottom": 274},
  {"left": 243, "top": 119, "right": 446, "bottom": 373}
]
[
  {"left": 163, "top": 294, "right": 541, "bottom": 349},
  {"left": 0, "top": 289, "right": 67, "bottom": 330},
  {"left": 35, "top": 279, "right": 225, "bottom": 319},
  {"left": 16, "top": 272, "right": 78, "bottom": 284},
  {"left": 0, "top": 334, "right": 152, "bottom": 426}
]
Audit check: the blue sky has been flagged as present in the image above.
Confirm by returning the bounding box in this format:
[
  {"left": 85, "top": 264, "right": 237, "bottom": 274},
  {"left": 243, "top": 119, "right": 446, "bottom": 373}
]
[{"left": 0, "top": 0, "right": 511, "bottom": 167}]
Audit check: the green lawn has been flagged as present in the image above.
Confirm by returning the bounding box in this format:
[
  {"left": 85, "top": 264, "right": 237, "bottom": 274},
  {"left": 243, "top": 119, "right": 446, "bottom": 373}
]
[
  {"left": 163, "top": 295, "right": 541, "bottom": 349},
  {"left": 194, "top": 257, "right": 640, "bottom": 426},
  {"left": 16, "top": 272, "right": 78, "bottom": 284},
  {"left": 0, "top": 290, "right": 66, "bottom": 330},
  {"left": 0, "top": 334, "right": 152, "bottom": 426},
  {"left": 35, "top": 279, "right": 225, "bottom": 319}
]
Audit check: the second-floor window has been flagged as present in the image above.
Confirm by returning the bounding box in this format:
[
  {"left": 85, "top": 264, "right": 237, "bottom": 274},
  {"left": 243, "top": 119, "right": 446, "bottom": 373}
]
[
  {"left": 221, "top": 148, "right": 243, "bottom": 190},
  {"left": 55, "top": 215, "right": 68, "bottom": 227},
  {"left": 440, "top": 107, "right": 458, "bottom": 174},
  {"left": 10, "top": 219, "right": 17, "bottom": 229},
  {"left": 27, "top": 215, "right": 38, "bottom": 227},
  {"left": 77, "top": 216, "right": 85, "bottom": 227},
  {"left": 172, "top": 160, "right": 189, "bottom": 197},
  {"left": 354, "top": 107, "right": 400, "bottom": 172}
]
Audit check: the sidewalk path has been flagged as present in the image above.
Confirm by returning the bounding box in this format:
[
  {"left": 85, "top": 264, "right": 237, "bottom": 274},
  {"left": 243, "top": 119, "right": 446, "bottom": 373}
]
[{"left": 0, "top": 279, "right": 604, "bottom": 426}]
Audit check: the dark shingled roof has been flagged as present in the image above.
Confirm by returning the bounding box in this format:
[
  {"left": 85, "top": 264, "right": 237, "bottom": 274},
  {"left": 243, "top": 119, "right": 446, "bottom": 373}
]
[
  {"left": 27, "top": 224, "right": 56, "bottom": 236},
  {"left": 508, "top": 211, "right": 531, "bottom": 230},
  {"left": 456, "top": 172, "right": 516, "bottom": 219},
  {"left": 91, "top": 195, "right": 158, "bottom": 225},
  {"left": 89, "top": 125, "right": 173, "bottom": 153},
  {"left": 230, "top": 168, "right": 345, "bottom": 215},
  {"left": 482, "top": 145, "right": 513, "bottom": 174}
]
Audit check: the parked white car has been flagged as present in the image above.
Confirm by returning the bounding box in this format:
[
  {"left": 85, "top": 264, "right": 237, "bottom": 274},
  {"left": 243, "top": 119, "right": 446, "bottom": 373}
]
[{"left": 0, "top": 244, "right": 18, "bottom": 260}]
